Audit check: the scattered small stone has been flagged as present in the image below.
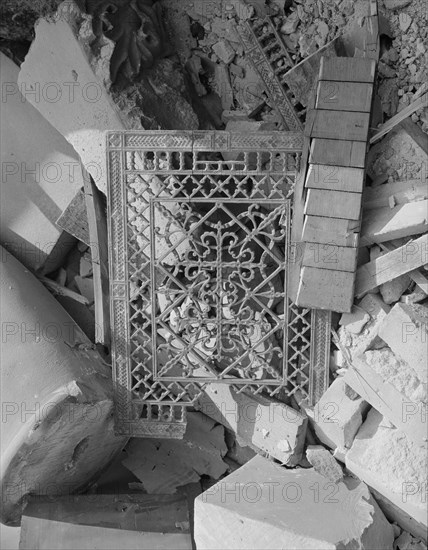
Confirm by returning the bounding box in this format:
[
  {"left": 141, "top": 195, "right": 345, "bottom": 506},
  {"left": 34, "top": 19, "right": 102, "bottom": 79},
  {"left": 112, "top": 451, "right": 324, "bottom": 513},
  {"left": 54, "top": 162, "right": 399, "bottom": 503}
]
[
  {"left": 281, "top": 11, "right": 299, "bottom": 34},
  {"left": 229, "top": 63, "right": 245, "bottom": 78},
  {"left": 212, "top": 40, "right": 235, "bottom": 64},
  {"left": 399, "top": 12, "right": 412, "bottom": 32},
  {"left": 379, "top": 61, "right": 396, "bottom": 78},
  {"left": 306, "top": 445, "right": 344, "bottom": 483}
]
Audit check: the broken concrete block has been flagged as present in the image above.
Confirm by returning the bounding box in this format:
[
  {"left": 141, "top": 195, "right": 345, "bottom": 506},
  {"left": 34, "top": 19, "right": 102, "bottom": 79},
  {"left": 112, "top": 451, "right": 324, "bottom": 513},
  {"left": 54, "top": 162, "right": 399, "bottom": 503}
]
[
  {"left": 122, "top": 412, "right": 228, "bottom": 494},
  {"left": 345, "top": 348, "right": 427, "bottom": 449},
  {"left": 346, "top": 409, "right": 427, "bottom": 541},
  {"left": 380, "top": 274, "right": 412, "bottom": 304},
  {"left": 309, "top": 377, "right": 370, "bottom": 452},
  {"left": 196, "top": 383, "right": 307, "bottom": 466},
  {"left": 339, "top": 305, "right": 370, "bottom": 334},
  {"left": 306, "top": 445, "right": 344, "bottom": 483},
  {"left": 18, "top": 11, "right": 126, "bottom": 194},
  {"left": 0, "top": 53, "right": 83, "bottom": 273},
  {"left": 212, "top": 40, "right": 235, "bottom": 64},
  {"left": 0, "top": 247, "right": 126, "bottom": 525},
  {"left": 338, "top": 293, "right": 391, "bottom": 362},
  {"left": 195, "top": 455, "right": 394, "bottom": 549},
  {"left": 379, "top": 303, "right": 428, "bottom": 383}
]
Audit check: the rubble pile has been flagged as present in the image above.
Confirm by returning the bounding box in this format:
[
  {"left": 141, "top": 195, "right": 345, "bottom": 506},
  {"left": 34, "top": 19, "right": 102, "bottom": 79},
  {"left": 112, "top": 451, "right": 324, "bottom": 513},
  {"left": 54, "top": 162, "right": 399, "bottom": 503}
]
[
  {"left": 0, "top": 0, "right": 427, "bottom": 549},
  {"left": 378, "top": 0, "right": 427, "bottom": 127}
]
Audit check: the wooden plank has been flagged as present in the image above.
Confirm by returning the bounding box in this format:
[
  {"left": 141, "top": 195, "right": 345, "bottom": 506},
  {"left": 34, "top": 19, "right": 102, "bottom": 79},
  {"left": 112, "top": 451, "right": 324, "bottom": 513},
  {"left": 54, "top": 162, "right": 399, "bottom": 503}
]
[
  {"left": 19, "top": 517, "right": 192, "bottom": 550},
  {"left": 355, "top": 234, "right": 428, "bottom": 297},
  {"left": 24, "top": 494, "right": 190, "bottom": 534},
  {"left": 360, "top": 200, "right": 428, "bottom": 246},
  {"left": 82, "top": 168, "right": 110, "bottom": 347},
  {"left": 319, "top": 57, "right": 376, "bottom": 83},
  {"left": 37, "top": 276, "right": 90, "bottom": 305},
  {"left": 363, "top": 15, "right": 380, "bottom": 61},
  {"left": 370, "top": 92, "right": 428, "bottom": 144},
  {"left": 399, "top": 118, "right": 428, "bottom": 156},
  {"left": 305, "top": 164, "right": 365, "bottom": 192},
  {"left": 305, "top": 110, "right": 370, "bottom": 141},
  {"left": 302, "top": 243, "right": 358, "bottom": 272},
  {"left": 289, "top": 85, "right": 317, "bottom": 302},
  {"left": 297, "top": 267, "right": 354, "bottom": 312},
  {"left": 379, "top": 241, "right": 428, "bottom": 294},
  {"left": 408, "top": 269, "right": 428, "bottom": 294},
  {"left": 316, "top": 81, "right": 373, "bottom": 112},
  {"left": 363, "top": 180, "right": 428, "bottom": 210},
  {"left": 304, "top": 189, "right": 362, "bottom": 220},
  {"left": 310, "top": 138, "right": 367, "bottom": 167},
  {"left": 302, "top": 216, "right": 360, "bottom": 247}
]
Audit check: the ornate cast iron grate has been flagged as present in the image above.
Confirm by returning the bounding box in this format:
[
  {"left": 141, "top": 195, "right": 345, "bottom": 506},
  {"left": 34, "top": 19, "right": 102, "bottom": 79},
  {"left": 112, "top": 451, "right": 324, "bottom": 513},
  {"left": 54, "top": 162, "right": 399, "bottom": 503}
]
[{"left": 107, "top": 130, "right": 328, "bottom": 438}]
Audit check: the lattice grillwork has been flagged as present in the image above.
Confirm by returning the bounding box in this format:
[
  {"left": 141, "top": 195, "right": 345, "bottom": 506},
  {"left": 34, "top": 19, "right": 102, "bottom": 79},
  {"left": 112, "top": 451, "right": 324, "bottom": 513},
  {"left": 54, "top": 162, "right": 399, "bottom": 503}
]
[{"left": 107, "top": 131, "right": 328, "bottom": 437}]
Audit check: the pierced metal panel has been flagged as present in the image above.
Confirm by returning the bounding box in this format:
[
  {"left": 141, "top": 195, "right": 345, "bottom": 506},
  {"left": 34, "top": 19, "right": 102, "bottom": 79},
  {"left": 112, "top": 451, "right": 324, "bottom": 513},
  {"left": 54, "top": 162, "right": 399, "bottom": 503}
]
[
  {"left": 107, "top": 130, "right": 327, "bottom": 438},
  {"left": 235, "top": 18, "right": 305, "bottom": 131}
]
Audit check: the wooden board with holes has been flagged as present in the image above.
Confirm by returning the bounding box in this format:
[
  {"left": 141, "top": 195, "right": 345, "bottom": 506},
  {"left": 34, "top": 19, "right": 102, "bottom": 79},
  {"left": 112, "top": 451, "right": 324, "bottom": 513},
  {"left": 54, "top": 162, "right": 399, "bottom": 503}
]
[
  {"left": 302, "top": 216, "right": 360, "bottom": 247},
  {"left": 310, "top": 138, "right": 367, "bottom": 167},
  {"left": 319, "top": 57, "right": 376, "bottom": 82},
  {"left": 305, "top": 110, "right": 371, "bottom": 141},
  {"left": 316, "top": 81, "right": 373, "bottom": 112},
  {"left": 304, "top": 189, "right": 362, "bottom": 220},
  {"left": 305, "top": 164, "right": 365, "bottom": 193}
]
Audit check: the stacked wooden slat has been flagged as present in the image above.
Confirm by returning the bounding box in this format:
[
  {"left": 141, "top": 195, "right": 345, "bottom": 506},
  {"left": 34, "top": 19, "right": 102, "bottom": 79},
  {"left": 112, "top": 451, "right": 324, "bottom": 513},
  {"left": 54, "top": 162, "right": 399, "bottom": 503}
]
[{"left": 296, "top": 56, "right": 376, "bottom": 312}]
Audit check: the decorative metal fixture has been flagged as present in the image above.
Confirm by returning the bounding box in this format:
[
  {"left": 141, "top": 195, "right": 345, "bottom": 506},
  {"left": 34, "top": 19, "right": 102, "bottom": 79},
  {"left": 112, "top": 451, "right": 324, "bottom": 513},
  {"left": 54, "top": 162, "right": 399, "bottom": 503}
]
[
  {"left": 107, "top": 130, "right": 329, "bottom": 438},
  {"left": 235, "top": 18, "right": 305, "bottom": 131}
]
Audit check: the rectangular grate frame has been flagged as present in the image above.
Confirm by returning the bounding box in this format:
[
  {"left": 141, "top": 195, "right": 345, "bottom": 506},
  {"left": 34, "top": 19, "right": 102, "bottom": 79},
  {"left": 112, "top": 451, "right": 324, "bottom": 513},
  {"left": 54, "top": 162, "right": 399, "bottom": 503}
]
[{"left": 107, "top": 130, "right": 328, "bottom": 438}]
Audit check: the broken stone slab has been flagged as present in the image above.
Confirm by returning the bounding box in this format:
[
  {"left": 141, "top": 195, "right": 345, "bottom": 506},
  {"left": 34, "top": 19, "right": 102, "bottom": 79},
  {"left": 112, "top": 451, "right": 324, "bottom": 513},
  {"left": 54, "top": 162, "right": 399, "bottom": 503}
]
[
  {"left": 195, "top": 455, "right": 394, "bottom": 549},
  {"left": 339, "top": 305, "right": 370, "bottom": 334},
  {"left": 346, "top": 409, "right": 427, "bottom": 541},
  {"left": 212, "top": 40, "right": 235, "bottom": 64},
  {"left": 196, "top": 383, "right": 307, "bottom": 466},
  {"left": 18, "top": 4, "right": 191, "bottom": 264},
  {"left": 306, "top": 445, "right": 344, "bottom": 483},
  {"left": 17, "top": 5, "right": 127, "bottom": 195},
  {"left": 0, "top": 52, "right": 83, "bottom": 273},
  {"left": 338, "top": 293, "right": 391, "bottom": 363},
  {"left": 122, "top": 412, "right": 228, "bottom": 494},
  {"left": 0, "top": 246, "right": 127, "bottom": 526},
  {"left": 345, "top": 349, "right": 427, "bottom": 449},
  {"left": 378, "top": 303, "right": 428, "bottom": 383},
  {"left": 195, "top": 382, "right": 307, "bottom": 466},
  {"left": 305, "top": 377, "right": 370, "bottom": 453}
]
